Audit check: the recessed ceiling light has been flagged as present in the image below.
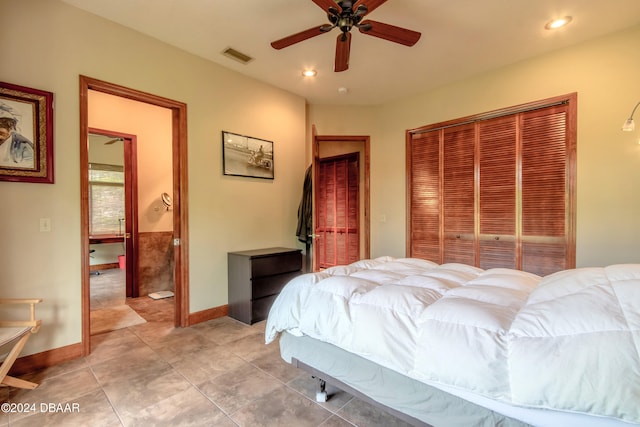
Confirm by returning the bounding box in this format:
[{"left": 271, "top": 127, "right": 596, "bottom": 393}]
[
  {"left": 302, "top": 69, "right": 317, "bottom": 77},
  {"left": 545, "top": 16, "right": 572, "bottom": 30}
]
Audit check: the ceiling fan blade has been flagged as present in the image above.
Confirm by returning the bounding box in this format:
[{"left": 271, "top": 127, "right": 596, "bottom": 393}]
[
  {"left": 334, "top": 32, "right": 351, "bottom": 72},
  {"left": 271, "top": 25, "right": 330, "bottom": 50},
  {"left": 311, "top": 0, "right": 342, "bottom": 13},
  {"left": 358, "top": 20, "right": 421, "bottom": 46},
  {"left": 353, "top": 0, "right": 388, "bottom": 15}
]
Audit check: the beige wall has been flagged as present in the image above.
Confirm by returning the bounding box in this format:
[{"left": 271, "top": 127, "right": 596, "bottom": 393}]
[
  {"left": 309, "top": 24, "right": 640, "bottom": 267},
  {"left": 88, "top": 90, "right": 174, "bottom": 233},
  {"left": 1, "top": 0, "right": 306, "bottom": 355},
  {"left": 87, "top": 91, "right": 173, "bottom": 267}
]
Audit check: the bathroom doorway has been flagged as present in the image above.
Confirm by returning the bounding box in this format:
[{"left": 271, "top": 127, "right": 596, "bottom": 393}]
[
  {"left": 80, "top": 75, "right": 189, "bottom": 356},
  {"left": 88, "top": 130, "right": 137, "bottom": 298}
]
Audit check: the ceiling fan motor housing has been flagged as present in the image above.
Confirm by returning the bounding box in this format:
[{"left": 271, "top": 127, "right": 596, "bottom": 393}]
[{"left": 330, "top": 0, "right": 368, "bottom": 34}]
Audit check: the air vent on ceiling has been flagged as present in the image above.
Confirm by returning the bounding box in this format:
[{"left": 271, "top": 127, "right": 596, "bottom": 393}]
[{"left": 221, "top": 47, "right": 254, "bottom": 64}]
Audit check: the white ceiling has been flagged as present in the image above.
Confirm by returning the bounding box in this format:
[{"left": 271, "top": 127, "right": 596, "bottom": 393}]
[{"left": 61, "top": 0, "right": 640, "bottom": 105}]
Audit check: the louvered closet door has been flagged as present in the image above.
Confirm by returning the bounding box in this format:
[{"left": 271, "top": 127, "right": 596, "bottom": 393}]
[
  {"left": 442, "top": 124, "right": 476, "bottom": 265},
  {"left": 407, "top": 95, "right": 575, "bottom": 275},
  {"left": 317, "top": 154, "right": 359, "bottom": 268},
  {"left": 520, "top": 106, "right": 570, "bottom": 275},
  {"left": 408, "top": 131, "right": 441, "bottom": 262},
  {"left": 478, "top": 116, "right": 517, "bottom": 269},
  {"left": 316, "top": 160, "right": 332, "bottom": 266}
]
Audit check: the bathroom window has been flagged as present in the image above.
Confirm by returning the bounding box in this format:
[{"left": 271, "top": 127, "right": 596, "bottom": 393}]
[{"left": 89, "top": 163, "right": 125, "bottom": 236}]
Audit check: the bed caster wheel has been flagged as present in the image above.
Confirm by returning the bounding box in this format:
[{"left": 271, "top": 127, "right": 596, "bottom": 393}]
[{"left": 314, "top": 377, "right": 328, "bottom": 402}]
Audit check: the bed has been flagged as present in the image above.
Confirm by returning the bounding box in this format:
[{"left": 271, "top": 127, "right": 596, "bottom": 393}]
[{"left": 265, "top": 257, "right": 640, "bottom": 427}]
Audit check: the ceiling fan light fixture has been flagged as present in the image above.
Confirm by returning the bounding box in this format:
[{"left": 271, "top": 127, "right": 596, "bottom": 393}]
[
  {"left": 328, "top": 7, "right": 340, "bottom": 17},
  {"left": 354, "top": 4, "right": 368, "bottom": 16},
  {"left": 545, "top": 16, "right": 572, "bottom": 30},
  {"left": 338, "top": 17, "right": 352, "bottom": 33},
  {"left": 358, "top": 22, "right": 372, "bottom": 32}
]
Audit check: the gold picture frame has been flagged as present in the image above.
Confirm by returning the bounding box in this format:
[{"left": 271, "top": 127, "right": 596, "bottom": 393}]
[{"left": 0, "top": 82, "right": 54, "bottom": 183}]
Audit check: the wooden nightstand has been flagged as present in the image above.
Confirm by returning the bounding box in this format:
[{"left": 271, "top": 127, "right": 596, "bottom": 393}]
[{"left": 228, "top": 247, "right": 303, "bottom": 324}]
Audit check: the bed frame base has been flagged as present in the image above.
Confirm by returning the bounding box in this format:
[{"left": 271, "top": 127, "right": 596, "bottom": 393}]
[{"left": 291, "top": 357, "right": 431, "bottom": 427}]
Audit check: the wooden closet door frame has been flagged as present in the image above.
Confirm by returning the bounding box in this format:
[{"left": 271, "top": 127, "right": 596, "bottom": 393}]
[
  {"left": 406, "top": 93, "right": 576, "bottom": 273},
  {"left": 313, "top": 133, "right": 370, "bottom": 271}
]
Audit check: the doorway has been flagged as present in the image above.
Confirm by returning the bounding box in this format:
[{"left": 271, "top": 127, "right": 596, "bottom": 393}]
[
  {"left": 88, "top": 130, "right": 137, "bottom": 298},
  {"left": 80, "top": 76, "right": 189, "bottom": 356},
  {"left": 313, "top": 134, "right": 370, "bottom": 271},
  {"left": 316, "top": 153, "right": 360, "bottom": 268}
]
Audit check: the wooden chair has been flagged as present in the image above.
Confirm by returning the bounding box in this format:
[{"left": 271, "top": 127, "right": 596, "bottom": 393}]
[{"left": 0, "top": 298, "right": 42, "bottom": 389}]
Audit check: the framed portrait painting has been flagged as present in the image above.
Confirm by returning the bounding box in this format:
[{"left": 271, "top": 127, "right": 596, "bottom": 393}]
[
  {"left": 0, "top": 82, "right": 54, "bottom": 183},
  {"left": 222, "top": 131, "right": 274, "bottom": 179}
]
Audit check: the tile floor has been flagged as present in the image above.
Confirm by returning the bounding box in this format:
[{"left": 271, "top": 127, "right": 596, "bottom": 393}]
[
  {"left": 89, "top": 268, "right": 129, "bottom": 310},
  {"left": 0, "top": 270, "right": 412, "bottom": 426}
]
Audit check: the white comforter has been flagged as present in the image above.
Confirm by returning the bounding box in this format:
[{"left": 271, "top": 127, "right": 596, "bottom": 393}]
[{"left": 265, "top": 257, "right": 640, "bottom": 424}]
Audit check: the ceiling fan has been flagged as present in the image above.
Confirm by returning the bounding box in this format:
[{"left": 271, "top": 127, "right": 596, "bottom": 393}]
[
  {"left": 104, "top": 137, "right": 123, "bottom": 145},
  {"left": 271, "top": 0, "right": 421, "bottom": 72}
]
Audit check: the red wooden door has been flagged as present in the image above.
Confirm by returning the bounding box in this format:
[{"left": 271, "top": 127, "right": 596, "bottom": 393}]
[{"left": 316, "top": 153, "right": 359, "bottom": 269}]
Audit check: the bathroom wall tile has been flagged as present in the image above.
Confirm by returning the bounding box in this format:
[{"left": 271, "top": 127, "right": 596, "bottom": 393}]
[{"left": 138, "top": 232, "right": 174, "bottom": 296}]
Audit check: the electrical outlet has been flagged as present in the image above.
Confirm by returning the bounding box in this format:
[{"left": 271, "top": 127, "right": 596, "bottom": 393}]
[{"left": 39, "top": 218, "right": 51, "bottom": 232}]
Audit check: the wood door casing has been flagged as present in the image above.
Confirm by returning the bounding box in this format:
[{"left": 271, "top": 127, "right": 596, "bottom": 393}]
[
  {"left": 316, "top": 153, "right": 360, "bottom": 268},
  {"left": 88, "top": 128, "right": 138, "bottom": 298},
  {"left": 80, "top": 75, "right": 189, "bottom": 357},
  {"left": 406, "top": 93, "right": 576, "bottom": 276},
  {"left": 312, "top": 132, "right": 370, "bottom": 272}
]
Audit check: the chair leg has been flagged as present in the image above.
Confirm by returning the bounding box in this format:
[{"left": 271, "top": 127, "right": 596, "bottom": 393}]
[
  {"left": 1, "top": 375, "right": 38, "bottom": 389},
  {"left": 0, "top": 333, "right": 38, "bottom": 389}
]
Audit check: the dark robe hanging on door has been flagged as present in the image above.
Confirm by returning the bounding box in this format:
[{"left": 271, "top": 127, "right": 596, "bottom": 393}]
[{"left": 296, "top": 165, "right": 312, "bottom": 243}]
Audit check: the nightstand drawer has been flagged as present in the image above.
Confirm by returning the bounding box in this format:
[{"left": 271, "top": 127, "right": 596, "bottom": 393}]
[
  {"left": 252, "top": 271, "right": 301, "bottom": 299},
  {"left": 251, "top": 252, "right": 302, "bottom": 277},
  {"left": 251, "top": 295, "right": 278, "bottom": 323}
]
